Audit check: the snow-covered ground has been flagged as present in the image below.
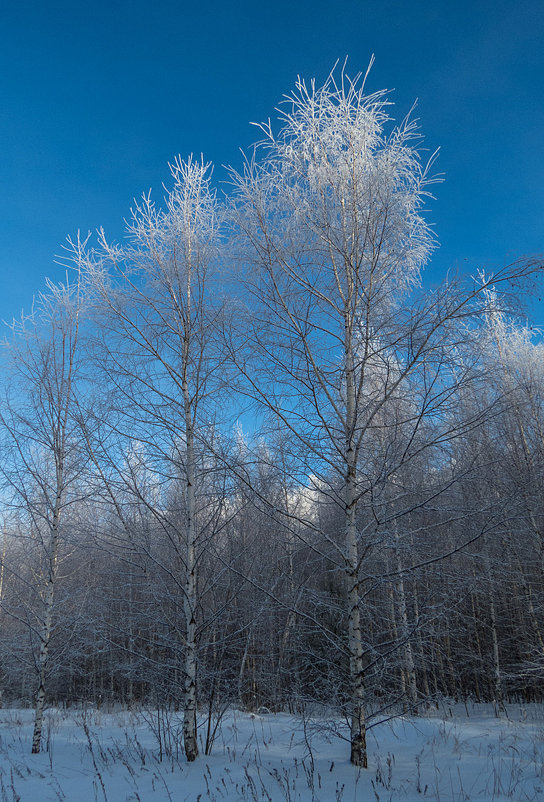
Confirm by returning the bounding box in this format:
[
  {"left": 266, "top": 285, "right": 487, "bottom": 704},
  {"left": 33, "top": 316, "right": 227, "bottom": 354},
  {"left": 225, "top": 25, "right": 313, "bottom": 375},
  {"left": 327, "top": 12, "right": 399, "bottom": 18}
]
[{"left": 0, "top": 703, "right": 542, "bottom": 800}]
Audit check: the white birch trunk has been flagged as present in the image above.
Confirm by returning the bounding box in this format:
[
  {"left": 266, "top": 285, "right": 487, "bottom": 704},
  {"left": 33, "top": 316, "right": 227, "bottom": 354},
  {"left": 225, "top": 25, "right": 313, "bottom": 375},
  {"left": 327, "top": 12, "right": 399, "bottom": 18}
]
[
  {"left": 346, "top": 494, "right": 367, "bottom": 767},
  {"left": 344, "top": 336, "right": 367, "bottom": 768},
  {"left": 182, "top": 253, "right": 199, "bottom": 762},
  {"left": 32, "top": 490, "right": 61, "bottom": 754},
  {"left": 394, "top": 526, "right": 418, "bottom": 710},
  {"left": 481, "top": 535, "right": 504, "bottom": 710},
  {"left": 182, "top": 383, "right": 199, "bottom": 761}
]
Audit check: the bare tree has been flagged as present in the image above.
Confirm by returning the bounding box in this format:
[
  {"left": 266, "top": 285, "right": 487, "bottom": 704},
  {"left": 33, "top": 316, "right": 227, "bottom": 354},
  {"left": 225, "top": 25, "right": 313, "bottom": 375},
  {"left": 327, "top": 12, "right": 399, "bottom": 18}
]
[
  {"left": 229, "top": 66, "right": 541, "bottom": 766},
  {"left": 75, "top": 157, "right": 227, "bottom": 761},
  {"left": 0, "top": 279, "right": 84, "bottom": 753}
]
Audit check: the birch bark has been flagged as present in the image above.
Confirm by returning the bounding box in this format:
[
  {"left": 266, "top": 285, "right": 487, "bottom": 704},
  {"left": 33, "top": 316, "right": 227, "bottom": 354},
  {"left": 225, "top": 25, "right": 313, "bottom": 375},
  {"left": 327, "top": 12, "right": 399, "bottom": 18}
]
[
  {"left": 31, "top": 492, "right": 61, "bottom": 753},
  {"left": 182, "top": 321, "right": 199, "bottom": 761}
]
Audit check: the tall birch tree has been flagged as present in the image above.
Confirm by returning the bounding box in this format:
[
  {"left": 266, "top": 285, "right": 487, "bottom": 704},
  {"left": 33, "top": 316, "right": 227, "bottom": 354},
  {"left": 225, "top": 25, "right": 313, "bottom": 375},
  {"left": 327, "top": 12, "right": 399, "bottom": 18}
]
[
  {"left": 229, "top": 66, "right": 539, "bottom": 766},
  {"left": 77, "top": 157, "right": 225, "bottom": 761},
  {"left": 229, "top": 68, "right": 437, "bottom": 765}
]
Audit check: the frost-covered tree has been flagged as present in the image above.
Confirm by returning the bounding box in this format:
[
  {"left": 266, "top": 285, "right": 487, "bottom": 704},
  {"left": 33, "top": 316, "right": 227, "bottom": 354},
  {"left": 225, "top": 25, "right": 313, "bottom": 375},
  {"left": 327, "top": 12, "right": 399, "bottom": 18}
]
[
  {"left": 229, "top": 66, "right": 540, "bottom": 766},
  {"left": 229, "top": 67, "right": 439, "bottom": 766},
  {"left": 75, "top": 157, "right": 228, "bottom": 761},
  {"left": 0, "top": 279, "right": 84, "bottom": 753}
]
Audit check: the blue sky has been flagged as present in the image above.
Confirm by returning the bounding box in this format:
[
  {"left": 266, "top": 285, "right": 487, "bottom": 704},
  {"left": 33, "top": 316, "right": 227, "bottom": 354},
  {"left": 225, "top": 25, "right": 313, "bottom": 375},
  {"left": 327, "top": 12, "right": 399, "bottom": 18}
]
[{"left": 1, "top": 0, "right": 543, "bottom": 322}]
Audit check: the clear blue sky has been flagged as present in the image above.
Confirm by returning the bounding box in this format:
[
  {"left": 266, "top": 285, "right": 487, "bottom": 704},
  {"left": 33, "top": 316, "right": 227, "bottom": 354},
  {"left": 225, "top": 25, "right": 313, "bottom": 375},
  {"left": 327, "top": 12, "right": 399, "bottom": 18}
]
[{"left": 1, "top": 0, "right": 543, "bottom": 322}]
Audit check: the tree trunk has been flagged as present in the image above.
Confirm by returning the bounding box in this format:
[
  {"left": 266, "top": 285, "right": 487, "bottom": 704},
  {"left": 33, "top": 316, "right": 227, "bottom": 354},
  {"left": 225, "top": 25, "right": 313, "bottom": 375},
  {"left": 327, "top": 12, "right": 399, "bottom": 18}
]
[
  {"left": 345, "top": 338, "right": 367, "bottom": 768},
  {"left": 182, "top": 371, "right": 199, "bottom": 761},
  {"left": 32, "top": 493, "right": 61, "bottom": 754},
  {"left": 394, "top": 526, "right": 418, "bottom": 711},
  {"left": 346, "top": 499, "right": 366, "bottom": 767},
  {"left": 481, "top": 536, "right": 504, "bottom": 711}
]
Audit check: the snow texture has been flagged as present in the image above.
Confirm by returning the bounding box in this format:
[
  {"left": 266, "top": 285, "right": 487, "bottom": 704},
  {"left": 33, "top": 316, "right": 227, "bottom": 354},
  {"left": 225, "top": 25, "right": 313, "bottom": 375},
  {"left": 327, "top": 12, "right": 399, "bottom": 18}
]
[{"left": 0, "top": 704, "right": 542, "bottom": 800}]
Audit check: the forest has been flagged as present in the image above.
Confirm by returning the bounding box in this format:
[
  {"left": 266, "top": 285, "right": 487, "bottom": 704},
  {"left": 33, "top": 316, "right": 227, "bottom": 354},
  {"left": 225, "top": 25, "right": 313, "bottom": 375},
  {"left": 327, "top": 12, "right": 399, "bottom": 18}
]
[{"left": 0, "top": 69, "right": 543, "bottom": 771}]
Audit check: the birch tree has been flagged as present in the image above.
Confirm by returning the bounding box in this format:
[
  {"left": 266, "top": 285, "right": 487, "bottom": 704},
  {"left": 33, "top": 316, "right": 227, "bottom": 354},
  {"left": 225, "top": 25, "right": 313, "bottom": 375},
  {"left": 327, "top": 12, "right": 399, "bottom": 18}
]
[
  {"left": 76, "top": 157, "right": 226, "bottom": 761},
  {"left": 0, "top": 279, "right": 84, "bottom": 753},
  {"left": 228, "top": 69, "right": 433, "bottom": 765},
  {"left": 229, "top": 66, "right": 540, "bottom": 766}
]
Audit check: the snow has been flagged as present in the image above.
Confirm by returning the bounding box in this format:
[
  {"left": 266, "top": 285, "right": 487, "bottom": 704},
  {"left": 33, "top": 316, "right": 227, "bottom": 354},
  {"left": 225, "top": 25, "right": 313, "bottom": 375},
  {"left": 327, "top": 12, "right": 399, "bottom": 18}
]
[{"left": 0, "top": 704, "right": 542, "bottom": 801}]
